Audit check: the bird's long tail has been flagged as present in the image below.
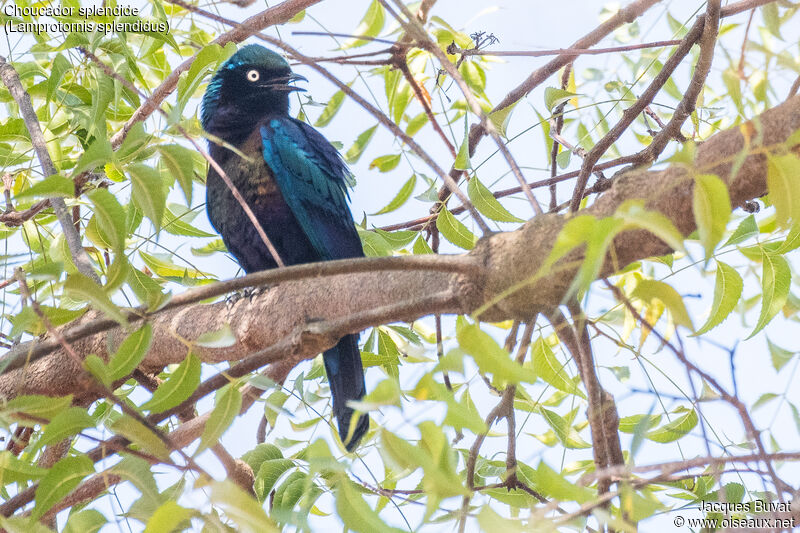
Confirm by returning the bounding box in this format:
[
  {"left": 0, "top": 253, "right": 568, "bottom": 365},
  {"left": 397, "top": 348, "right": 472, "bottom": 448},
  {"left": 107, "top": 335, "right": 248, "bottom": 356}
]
[{"left": 323, "top": 333, "right": 369, "bottom": 451}]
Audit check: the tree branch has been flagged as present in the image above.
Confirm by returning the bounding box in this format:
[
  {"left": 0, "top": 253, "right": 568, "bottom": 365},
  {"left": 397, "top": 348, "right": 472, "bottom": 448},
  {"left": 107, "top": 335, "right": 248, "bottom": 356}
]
[
  {"left": 1, "top": 94, "right": 798, "bottom": 406},
  {"left": 0, "top": 57, "right": 99, "bottom": 283}
]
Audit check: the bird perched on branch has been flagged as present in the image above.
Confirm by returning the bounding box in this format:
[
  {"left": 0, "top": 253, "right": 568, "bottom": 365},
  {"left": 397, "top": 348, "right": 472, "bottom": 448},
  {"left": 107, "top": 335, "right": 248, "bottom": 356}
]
[{"left": 201, "top": 44, "right": 369, "bottom": 451}]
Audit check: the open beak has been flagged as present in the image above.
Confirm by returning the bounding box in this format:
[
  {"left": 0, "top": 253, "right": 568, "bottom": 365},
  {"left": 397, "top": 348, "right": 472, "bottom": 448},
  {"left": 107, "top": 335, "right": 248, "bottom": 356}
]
[{"left": 287, "top": 73, "right": 307, "bottom": 92}]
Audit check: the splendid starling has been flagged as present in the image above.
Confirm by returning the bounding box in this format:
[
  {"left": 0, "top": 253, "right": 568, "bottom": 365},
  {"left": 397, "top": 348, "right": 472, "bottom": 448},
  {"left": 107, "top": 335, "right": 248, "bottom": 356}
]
[{"left": 201, "top": 44, "right": 369, "bottom": 450}]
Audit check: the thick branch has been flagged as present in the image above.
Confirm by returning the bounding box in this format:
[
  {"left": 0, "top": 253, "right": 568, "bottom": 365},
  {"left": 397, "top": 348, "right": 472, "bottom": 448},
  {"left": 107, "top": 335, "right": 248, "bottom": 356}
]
[{"left": 1, "top": 95, "right": 799, "bottom": 401}]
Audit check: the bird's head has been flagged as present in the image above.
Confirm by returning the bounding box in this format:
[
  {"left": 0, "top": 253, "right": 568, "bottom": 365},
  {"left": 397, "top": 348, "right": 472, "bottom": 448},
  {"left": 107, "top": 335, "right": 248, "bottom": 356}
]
[{"left": 200, "top": 44, "right": 306, "bottom": 136}]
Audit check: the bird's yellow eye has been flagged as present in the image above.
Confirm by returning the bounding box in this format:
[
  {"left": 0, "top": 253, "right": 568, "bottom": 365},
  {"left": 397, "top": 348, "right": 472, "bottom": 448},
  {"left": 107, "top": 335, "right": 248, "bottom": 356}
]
[{"left": 246, "top": 69, "right": 260, "bottom": 82}]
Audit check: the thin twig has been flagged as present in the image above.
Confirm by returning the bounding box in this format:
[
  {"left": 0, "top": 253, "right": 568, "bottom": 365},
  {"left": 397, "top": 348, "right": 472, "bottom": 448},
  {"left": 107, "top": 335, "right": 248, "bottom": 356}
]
[
  {"left": 447, "top": 39, "right": 683, "bottom": 58},
  {"left": 635, "top": 0, "right": 721, "bottom": 164}
]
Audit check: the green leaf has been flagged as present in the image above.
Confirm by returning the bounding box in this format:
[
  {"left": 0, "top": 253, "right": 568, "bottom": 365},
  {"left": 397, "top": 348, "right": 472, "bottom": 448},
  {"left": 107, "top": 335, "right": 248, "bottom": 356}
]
[
  {"left": 111, "top": 456, "right": 159, "bottom": 502},
  {"left": 617, "top": 200, "right": 685, "bottom": 253},
  {"left": 369, "top": 153, "right": 402, "bottom": 173},
  {"left": 4, "top": 394, "right": 72, "bottom": 424},
  {"left": 381, "top": 422, "right": 467, "bottom": 519},
  {"left": 753, "top": 392, "right": 779, "bottom": 410},
  {"left": 33, "top": 455, "right": 94, "bottom": 520},
  {"left": 108, "top": 415, "right": 171, "bottom": 461},
  {"left": 488, "top": 101, "right": 518, "bottom": 139},
  {"left": 454, "top": 117, "right": 471, "bottom": 170},
  {"left": 766, "top": 154, "right": 800, "bottom": 227},
  {"left": 176, "top": 43, "right": 222, "bottom": 116},
  {"left": 444, "top": 388, "right": 488, "bottom": 435},
  {"left": 544, "top": 87, "right": 578, "bottom": 111},
  {"left": 437, "top": 208, "right": 477, "bottom": 250},
  {"left": 64, "top": 273, "right": 127, "bottom": 325},
  {"left": 538, "top": 407, "right": 590, "bottom": 449},
  {"left": 748, "top": 251, "right": 791, "bottom": 338},
  {"left": 336, "top": 479, "right": 405, "bottom": 533},
  {"left": 242, "top": 443, "right": 283, "bottom": 472},
  {"left": 199, "top": 384, "right": 242, "bottom": 453},
  {"left": 108, "top": 324, "right": 153, "bottom": 381},
  {"left": 533, "top": 461, "right": 593, "bottom": 503},
  {"left": 88, "top": 188, "right": 126, "bottom": 252},
  {"left": 158, "top": 144, "right": 196, "bottom": 205},
  {"left": 343, "top": 0, "right": 385, "bottom": 49},
  {"left": 209, "top": 480, "right": 279, "bottom": 532},
  {"left": 15, "top": 175, "right": 74, "bottom": 200},
  {"left": 693, "top": 174, "right": 731, "bottom": 261},
  {"left": 254, "top": 459, "right": 294, "bottom": 502},
  {"left": 413, "top": 234, "right": 433, "bottom": 254},
  {"left": 618, "top": 414, "right": 661, "bottom": 433},
  {"left": 191, "top": 239, "right": 227, "bottom": 256},
  {"left": 646, "top": 408, "right": 697, "bottom": 443},
  {"left": 0, "top": 451, "right": 46, "bottom": 484},
  {"left": 128, "top": 163, "right": 166, "bottom": 231},
  {"left": 83, "top": 355, "right": 111, "bottom": 388},
  {"left": 127, "top": 267, "right": 170, "bottom": 311},
  {"left": 63, "top": 509, "right": 106, "bottom": 533},
  {"left": 632, "top": 279, "right": 694, "bottom": 331},
  {"left": 724, "top": 215, "right": 758, "bottom": 246},
  {"left": 374, "top": 228, "right": 416, "bottom": 249},
  {"left": 572, "top": 217, "right": 624, "bottom": 299},
  {"left": 72, "top": 137, "right": 113, "bottom": 176},
  {"left": 477, "top": 508, "right": 527, "bottom": 533},
  {"left": 762, "top": 3, "right": 781, "bottom": 38},
  {"left": 531, "top": 337, "right": 586, "bottom": 399},
  {"left": 468, "top": 177, "right": 524, "bottom": 223},
  {"left": 195, "top": 324, "right": 237, "bottom": 348},
  {"left": 89, "top": 73, "right": 114, "bottom": 138},
  {"left": 315, "top": 87, "right": 348, "bottom": 127},
  {"left": 139, "top": 250, "right": 213, "bottom": 280},
  {"left": 115, "top": 123, "right": 151, "bottom": 163},
  {"left": 35, "top": 407, "right": 93, "bottom": 451},
  {"left": 141, "top": 353, "right": 200, "bottom": 413},
  {"left": 373, "top": 174, "right": 415, "bottom": 215},
  {"left": 693, "top": 261, "right": 742, "bottom": 335},
  {"left": 144, "top": 500, "right": 192, "bottom": 533},
  {"left": 767, "top": 337, "right": 794, "bottom": 372},
  {"left": 456, "top": 318, "right": 536, "bottom": 385},
  {"left": 345, "top": 125, "right": 377, "bottom": 164},
  {"left": 460, "top": 60, "right": 486, "bottom": 95},
  {"left": 47, "top": 53, "right": 71, "bottom": 104},
  {"left": 722, "top": 69, "right": 743, "bottom": 115},
  {"left": 162, "top": 208, "right": 215, "bottom": 238},
  {"left": 357, "top": 378, "right": 402, "bottom": 410},
  {"left": 406, "top": 112, "right": 428, "bottom": 137}
]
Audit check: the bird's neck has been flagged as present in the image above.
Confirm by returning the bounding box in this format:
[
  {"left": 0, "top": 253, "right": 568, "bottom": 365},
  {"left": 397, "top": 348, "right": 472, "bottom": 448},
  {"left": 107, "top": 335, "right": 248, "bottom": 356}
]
[{"left": 205, "top": 93, "right": 289, "bottom": 146}]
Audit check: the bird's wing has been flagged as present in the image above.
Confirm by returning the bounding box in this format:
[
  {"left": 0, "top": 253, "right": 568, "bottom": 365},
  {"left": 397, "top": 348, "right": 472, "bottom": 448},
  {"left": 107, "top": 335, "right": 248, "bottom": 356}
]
[{"left": 260, "top": 117, "right": 363, "bottom": 261}]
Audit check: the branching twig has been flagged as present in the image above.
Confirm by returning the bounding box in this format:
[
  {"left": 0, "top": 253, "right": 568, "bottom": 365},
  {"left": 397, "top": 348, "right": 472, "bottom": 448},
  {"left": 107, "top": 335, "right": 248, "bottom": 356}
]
[
  {"left": 602, "top": 279, "right": 788, "bottom": 500},
  {"left": 382, "top": 0, "right": 543, "bottom": 215},
  {"left": 0, "top": 57, "right": 99, "bottom": 283},
  {"left": 568, "top": 16, "right": 705, "bottom": 211},
  {"left": 447, "top": 39, "right": 684, "bottom": 58},
  {"left": 635, "top": 0, "right": 720, "bottom": 164}
]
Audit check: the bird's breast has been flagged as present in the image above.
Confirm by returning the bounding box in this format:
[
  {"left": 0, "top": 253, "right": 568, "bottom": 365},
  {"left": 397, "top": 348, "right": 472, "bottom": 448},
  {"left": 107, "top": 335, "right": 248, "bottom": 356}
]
[{"left": 205, "top": 127, "right": 319, "bottom": 271}]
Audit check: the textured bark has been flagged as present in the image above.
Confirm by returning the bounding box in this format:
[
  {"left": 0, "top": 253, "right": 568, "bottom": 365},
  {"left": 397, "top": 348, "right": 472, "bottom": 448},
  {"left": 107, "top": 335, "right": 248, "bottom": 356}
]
[{"left": 1, "top": 94, "right": 799, "bottom": 401}]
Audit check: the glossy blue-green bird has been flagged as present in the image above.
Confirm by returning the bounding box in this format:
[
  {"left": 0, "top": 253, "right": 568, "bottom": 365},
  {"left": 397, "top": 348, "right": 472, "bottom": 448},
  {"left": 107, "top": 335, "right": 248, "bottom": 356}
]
[{"left": 201, "top": 44, "right": 368, "bottom": 451}]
